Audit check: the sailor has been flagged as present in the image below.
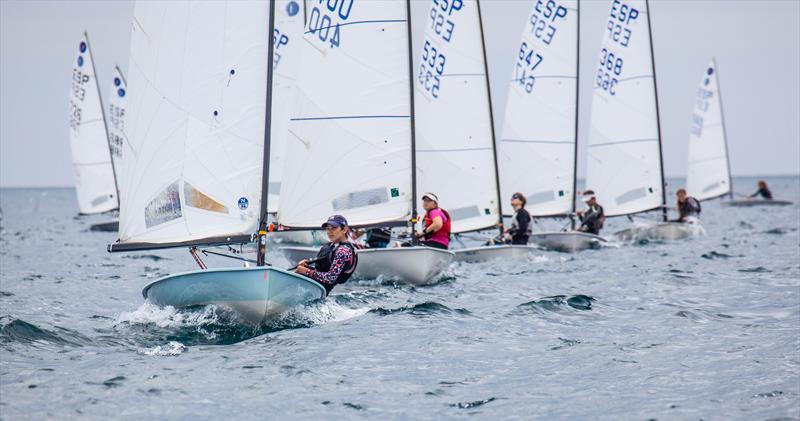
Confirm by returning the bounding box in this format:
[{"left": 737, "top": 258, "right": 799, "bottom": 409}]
[
  {"left": 674, "top": 188, "right": 701, "bottom": 223},
  {"left": 576, "top": 190, "right": 605, "bottom": 235},
  {"left": 352, "top": 227, "right": 392, "bottom": 248},
  {"left": 295, "top": 214, "right": 358, "bottom": 295},
  {"left": 415, "top": 192, "right": 451, "bottom": 250},
  {"left": 750, "top": 180, "right": 773, "bottom": 200},
  {"left": 504, "top": 192, "right": 532, "bottom": 245}
]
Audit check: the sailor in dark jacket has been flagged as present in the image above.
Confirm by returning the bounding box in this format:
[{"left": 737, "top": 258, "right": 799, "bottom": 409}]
[
  {"left": 504, "top": 192, "right": 532, "bottom": 245},
  {"left": 576, "top": 190, "right": 605, "bottom": 235},
  {"left": 750, "top": 180, "right": 773, "bottom": 200},
  {"left": 674, "top": 188, "right": 701, "bottom": 222},
  {"left": 295, "top": 215, "right": 358, "bottom": 295}
]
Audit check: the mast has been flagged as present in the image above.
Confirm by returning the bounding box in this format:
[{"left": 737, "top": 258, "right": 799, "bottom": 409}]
[
  {"left": 405, "top": 0, "right": 419, "bottom": 244},
  {"left": 257, "top": 0, "right": 278, "bottom": 266},
  {"left": 475, "top": 0, "right": 504, "bottom": 237},
  {"left": 713, "top": 57, "right": 734, "bottom": 199},
  {"left": 645, "top": 0, "right": 668, "bottom": 222},
  {"left": 86, "top": 31, "right": 120, "bottom": 210},
  {"left": 570, "top": 1, "right": 581, "bottom": 230}
]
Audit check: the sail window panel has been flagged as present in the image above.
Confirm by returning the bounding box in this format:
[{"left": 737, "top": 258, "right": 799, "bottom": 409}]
[
  {"left": 448, "top": 205, "right": 481, "bottom": 222},
  {"left": 145, "top": 181, "right": 183, "bottom": 228},
  {"left": 615, "top": 187, "right": 651, "bottom": 206},
  {"left": 702, "top": 182, "right": 722, "bottom": 194},
  {"left": 526, "top": 190, "right": 557, "bottom": 206},
  {"left": 332, "top": 187, "right": 389, "bottom": 212},
  {"left": 90, "top": 194, "right": 113, "bottom": 207},
  {"left": 184, "top": 182, "right": 229, "bottom": 214}
]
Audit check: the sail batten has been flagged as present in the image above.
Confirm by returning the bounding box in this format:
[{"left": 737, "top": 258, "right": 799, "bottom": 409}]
[
  {"left": 586, "top": 0, "right": 664, "bottom": 218},
  {"left": 498, "top": 0, "right": 578, "bottom": 218},
  {"left": 69, "top": 32, "right": 118, "bottom": 215},
  {"left": 686, "top": 59, "right": 731, "bottom": 201}
]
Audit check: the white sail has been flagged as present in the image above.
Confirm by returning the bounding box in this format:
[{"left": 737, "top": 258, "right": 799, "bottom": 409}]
[
  {"left": 68, "top": 32, "right": 118, "bottom": 214},
  {"left": 267, "top": 0, "right": 304, "bottom": 214},
  {"left": 106, "top": 66, "right": 127, "bottom": 198},
  {"left": 278, "top": 0, "right": 413, "bottom": 228},
  {"left": 586, "top": 0, "right": 664, "bottom": 217},
  {"left": 118, "top": 1, "right": 271, "bottom": 245},
  {"left": 686, "top": 59, "right": 730, "bottom": 201},
  {"left": 414, "top": 0, "right": 499, "bottom": 233},
  {"left": 498, "top": 0, "right": 578, "bottom": 217}
]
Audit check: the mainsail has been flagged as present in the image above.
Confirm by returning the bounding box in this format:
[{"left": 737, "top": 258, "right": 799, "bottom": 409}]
[
  {"left": 586, "top": 0, "right": 666, "bottom": 217},
  {"left": 686, "top": 59, "right": 731, "bottom": 201},
  {"left": 498, "top": 0, "right": 578, "bottom": 217},
  {"left": 68, "top": 32, "right": 118, "bottom": 214},
  {"left": 278, "top": 0, "right": 414, "bottom": 229},
  {"left": 106, "top": 66, "right": 127, "bottom": 196},
  {"left": 114, "top": 1, "right": 274, "bottom": 248},
  {"left": 414, "top": 0, "right": 499, "bottom": 233},
  {"left": 267, "top": 0, "right": 304, "bottom": 214}
]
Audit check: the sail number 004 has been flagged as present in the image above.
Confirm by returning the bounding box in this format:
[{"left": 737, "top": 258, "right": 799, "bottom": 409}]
[{"left": 307, "top": 0, "right": 355, "bottom": 49}]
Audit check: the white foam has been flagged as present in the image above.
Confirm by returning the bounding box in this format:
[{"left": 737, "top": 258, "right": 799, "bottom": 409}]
[
  {"left": 115, "top": 302, "right": 220, "bottom": 329},
  {"left": 137, "top": 341, "right": 186, "bottom": 356}
]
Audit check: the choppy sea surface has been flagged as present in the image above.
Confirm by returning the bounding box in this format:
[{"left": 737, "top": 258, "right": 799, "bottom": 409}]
[{"left": 1, "top": 176, "right": 799, "bottom": 420}]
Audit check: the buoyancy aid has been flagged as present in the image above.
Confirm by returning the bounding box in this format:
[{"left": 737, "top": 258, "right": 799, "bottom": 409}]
[
  {"left": 314, "top": 242, "right": 358, "bottom": 285},
  {"left": 423, "top": 207, "right": 451, "bottom": 241}
]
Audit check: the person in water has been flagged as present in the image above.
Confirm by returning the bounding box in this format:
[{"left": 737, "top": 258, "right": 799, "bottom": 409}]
[
  {"left": 504, "top": 192, "right": 532, "bottom": 245},
  {"left": 295, "top": 215, "right": 358, "bottom": 295},
  {"left": 414, "top": 192, "right": 451, "bottom": 249},
  {"left": 674, "top": 188, "right": 701, "bottom": 223},
  {"left": 750, "top": 180, "right": 773, "bottom": 200},
  {"left": 576, "top": 190, "right": 605, "bottom": 235}
]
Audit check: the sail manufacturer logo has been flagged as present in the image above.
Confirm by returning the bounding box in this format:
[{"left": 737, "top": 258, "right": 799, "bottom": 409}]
[{"left": 238, "top": 197, "right": 249, "bottom": 210}]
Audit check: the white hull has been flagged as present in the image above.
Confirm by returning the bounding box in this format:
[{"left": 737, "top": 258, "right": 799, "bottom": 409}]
[
  {"left": 281, "top": 246, "right": 454, "bottom": 286},
  {"left": 722, "top": 199, "right": 792, "bottom": 207},
  {"left": 453, "top": 245, "right": 539, "bottom": 262},
  {"left": 644, "top": 222, "right": 701, "bottom": 241},
  {"left": 530, "top": 232, "right": 606, "bottom": 253},
  {"left": 616, "top": 222, "right": 701, "bottom": 242}
]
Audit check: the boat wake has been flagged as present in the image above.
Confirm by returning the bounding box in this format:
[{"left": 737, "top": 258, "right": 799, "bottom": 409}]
[{"left": 114, "top": 299, "right": 372, "bottom": 347}]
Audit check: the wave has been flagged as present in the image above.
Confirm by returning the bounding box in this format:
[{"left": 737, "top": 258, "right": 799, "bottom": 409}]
[
  {"left": 369, "top": 301, "right": 471, "bottom": 317},
  {"left": 516, "top": 294, "right": 596, "bottom": 312},
  {"left": 0, "top": 317, "right": 92, "bottom": 348}
]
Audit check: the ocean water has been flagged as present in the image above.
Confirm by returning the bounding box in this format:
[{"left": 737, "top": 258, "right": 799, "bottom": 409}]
[{"left": 1, "top": 176, "right": 799, "bottom": 420}]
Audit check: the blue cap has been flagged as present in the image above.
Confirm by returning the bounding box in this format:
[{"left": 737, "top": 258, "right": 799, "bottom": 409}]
[{"left": 322, "top": 214, "right": 348, "bottom": 228}]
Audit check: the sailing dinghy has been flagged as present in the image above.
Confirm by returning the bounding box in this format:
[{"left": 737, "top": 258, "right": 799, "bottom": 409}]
[
  {"left": 588, "top": 0, "right": 696, "bottom": 242},
  {"left": 491, "top": 0, "right": 603, "bottom": 253},
  {"left": 685, "top": 60, "right": 792, "bottom": 208},
  {"left": 279, "top": 0, "right": 453, "bottom": 285},
  {"left": 108, "top": 0, "right": 325, "bottom": 325},
  {"left": 68, "top": 32, "right": 119, "bottom": 218}
]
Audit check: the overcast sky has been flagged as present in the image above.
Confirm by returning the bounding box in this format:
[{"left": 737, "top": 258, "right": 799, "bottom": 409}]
[{"left": 1, "top": 0, "right": 798, "bottom": 188}]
